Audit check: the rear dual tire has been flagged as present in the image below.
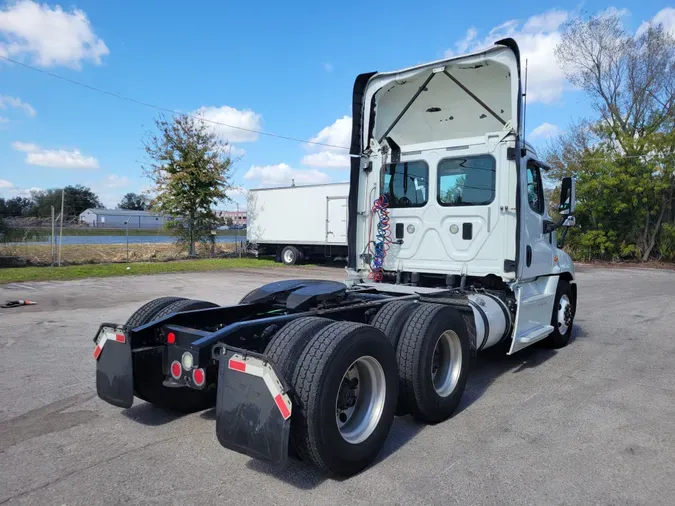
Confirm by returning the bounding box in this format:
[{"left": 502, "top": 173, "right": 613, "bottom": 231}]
[
  {"left": 396, "top": 303, "right": 471, "bottom": 424},
  {"left": 280, "top": 245, "right": 303, "bottom": 266},
  {"left": 266, "top": 319, "right": 398, "bottom": 477}
]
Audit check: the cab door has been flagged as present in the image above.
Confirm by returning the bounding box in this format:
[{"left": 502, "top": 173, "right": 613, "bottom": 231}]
[{"left": 518, "top": 158, "right": 554, "bottom": 280}]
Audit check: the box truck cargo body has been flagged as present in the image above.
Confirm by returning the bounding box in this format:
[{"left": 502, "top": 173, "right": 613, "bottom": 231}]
[{"left": 247, "top": 183, "right": 349, "bottom": 264}]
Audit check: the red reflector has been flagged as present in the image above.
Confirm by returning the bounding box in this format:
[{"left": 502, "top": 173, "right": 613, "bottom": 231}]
[
  {"left": 167, "top": 332, "right": 176, "bottom": 344},
  {"left": 171, "top": 361, "right": 182, "bottom": 379},
  {"left": 115, "top": 333, "right": 126, "bottom": 343},
  {"left": 228, "top": 359, "right": 247, "bottom": 373},
  {"left": 93, "top": 345, "right": 102, "bottom": 360},
  {"left": 274, "top": 394, "right": 291, "bottom": 420},
  {"left": 193, "top": 368, "right": 205, "bottom": 386}
]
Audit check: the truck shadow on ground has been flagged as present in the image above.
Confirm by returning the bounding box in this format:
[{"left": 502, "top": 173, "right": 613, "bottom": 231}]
[
  {"left": 457, "top": 323, "right": 584, "bottom": 414},
  {"left": 243, "top": 324, "right": 584, "bottom": 488},
  {"left": 122, "top": 402, "right": 183, "bottom": 426}
]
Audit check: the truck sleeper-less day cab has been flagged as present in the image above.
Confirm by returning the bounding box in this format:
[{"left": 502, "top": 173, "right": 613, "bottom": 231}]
[{"left": 95, "top": 39, "right": 577, "bottom": 477}]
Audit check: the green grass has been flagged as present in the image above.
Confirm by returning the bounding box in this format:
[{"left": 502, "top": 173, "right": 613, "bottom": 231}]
[{"left": 0, "top": 257, "right": 277, "bottom": 284}]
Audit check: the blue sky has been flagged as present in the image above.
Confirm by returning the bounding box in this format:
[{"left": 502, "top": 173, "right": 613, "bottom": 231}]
[{"left": 1, "top": 0, "right": 673, "bottom": 209}]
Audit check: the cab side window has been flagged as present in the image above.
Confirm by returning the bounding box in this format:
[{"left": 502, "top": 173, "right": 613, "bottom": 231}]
[{"left": 526, "top": 163, "right": 544, "bottom": 214}]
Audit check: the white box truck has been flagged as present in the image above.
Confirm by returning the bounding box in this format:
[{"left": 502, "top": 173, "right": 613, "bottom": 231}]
[{"left": 246, "top": 182, "right": 349, "bottom": 264}]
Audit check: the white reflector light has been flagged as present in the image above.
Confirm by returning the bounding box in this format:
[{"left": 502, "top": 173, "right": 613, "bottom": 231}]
[{"left": 181, "top": 352, "right": 194, "bottom": 371}]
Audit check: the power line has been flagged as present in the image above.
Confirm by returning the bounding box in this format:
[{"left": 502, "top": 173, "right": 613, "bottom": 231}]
[
  {"left": 3, "top": 55, "right": 672, "bottom": 164},
  {"left": 0, "top": 54, "right": 350, "bottom": 151},
  {"left": 553, "top": 154, "right": 674, "bottom": 163}
]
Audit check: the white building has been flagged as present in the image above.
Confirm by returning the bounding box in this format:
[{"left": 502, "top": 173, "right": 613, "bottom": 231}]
[{"left": 79, "top": 209, "right": 173, "bottom": 229}]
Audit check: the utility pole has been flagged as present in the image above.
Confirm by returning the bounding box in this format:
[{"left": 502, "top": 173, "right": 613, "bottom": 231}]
[
  {"left": 50, "top": 205, "right": 55, "bottom": 266},
  {"left": 125, "top": 219, "right": 130, "bottom": 263},
  {"left": 236, "top": 203, "right": 241, "bottom": 258},
  {"left": 57, "top": 189, "right": 65, "bottom": 267}
]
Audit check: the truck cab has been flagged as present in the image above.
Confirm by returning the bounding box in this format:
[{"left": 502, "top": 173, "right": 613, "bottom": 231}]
[{"left": 347, "top": 38, "right": 576, "bottom": 352}]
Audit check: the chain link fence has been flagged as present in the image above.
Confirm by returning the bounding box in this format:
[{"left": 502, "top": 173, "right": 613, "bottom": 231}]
[{"left": 0, "top": 217, "right": 246, "bottom": 267}]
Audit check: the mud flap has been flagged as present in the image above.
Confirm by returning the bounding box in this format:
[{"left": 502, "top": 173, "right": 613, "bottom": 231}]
[
  {"left": 95, "top": 325, "right": 134, "bottom": 409},
  {"left": 215, "top": 347, "right": 292, "bottom": 465}
]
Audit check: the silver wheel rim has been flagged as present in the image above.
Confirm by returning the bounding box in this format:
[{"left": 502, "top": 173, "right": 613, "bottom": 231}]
[
  {"left": 335, "top": 356, "right": 386, "bottom": 444},
  {"left": 557, "top": 294, "right": 572, "bottom": 334},
  {"left": 431, "top": 330, "right": 462, "bottom": 397},
  {"left": 283, "top": 249, "right": 294, "bottom": 264}
]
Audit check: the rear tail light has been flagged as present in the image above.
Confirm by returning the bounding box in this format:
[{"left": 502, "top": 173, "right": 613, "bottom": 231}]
[
  {"left": 170, "top": 361, "right": 182, "bottom": 379},
  {"left": 192, "top": 368, "right": 205, "bottom": 387},
  {"left": 167, "top": 332, "right": 176, "bottom": 344}
]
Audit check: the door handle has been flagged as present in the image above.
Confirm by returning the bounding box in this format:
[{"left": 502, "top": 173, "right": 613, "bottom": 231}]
[{"left": 526, "top": 246, "right": 532, "bottom": 267}]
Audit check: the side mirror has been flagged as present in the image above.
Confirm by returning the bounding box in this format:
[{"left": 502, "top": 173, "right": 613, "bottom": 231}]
[{"left": 559, "top": 177, "right": 575, "bottom": 215}]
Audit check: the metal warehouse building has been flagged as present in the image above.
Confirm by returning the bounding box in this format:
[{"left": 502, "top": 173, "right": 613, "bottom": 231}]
[{"left": 79, "top": 209, "right": 173, "bottom": 229}]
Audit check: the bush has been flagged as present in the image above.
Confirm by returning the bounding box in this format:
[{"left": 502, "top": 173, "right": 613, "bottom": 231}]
[{"left": 658, "top": 223, "right": 675, "bottom": 261}]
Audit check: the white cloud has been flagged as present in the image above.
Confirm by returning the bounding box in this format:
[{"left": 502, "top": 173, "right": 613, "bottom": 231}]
[
  {"left": 529, "top": 122, "right": 561, "bottom": 140},
  {"left": 323, "top": 62, "right": 333, "bottom": 72},
  {"left": 0, "top": 95, "right": 35, "bottom": 117},
  {"left": 0, "top": 0, "right": 108, "bottom": 69},
  {"left": 244, "top": 163, "right": 331, "bottom": 186},
  {"left": 308, "top": 115, "right": 352, "bottom": 148},
  {"left": 12, "top": 141, "right": 99, "bottom": 169},
  {"left": 637, "top": 8, "right": 675, "bottom": 38},
  {"left": 301, "top": 115, "right": 352, "bottom": 169},
  {"left": 301, "top": 150, "right": 350, "bottom": 168},
  {"left": 0, "top": 179, "right": 41, "bottom": 198},
  {"left": 193, "top": 105, "right": 262, "bottom": 143},
  {"left": 227, "top": 145, "right": 246, "bottom": 157},
  {"left": 444, "top": 9, "right": 570, "bottom": 104},
  {"left": 103, "top": 174, "right": 130, "bottom": 189},
  {"left": 229, "top": 186, "right": 248, "bottom": 197},
  {"left": 0, "top": 116, "right": 8, "bottom": 124}
]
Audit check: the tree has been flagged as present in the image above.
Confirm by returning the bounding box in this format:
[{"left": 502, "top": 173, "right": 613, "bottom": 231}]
[
  {"left": 118, "top": 192, "right": 149, "bottom": 211},
  {"left": 0, "top": 197, "right": 33, "bottom": 217},
  {"left": 29, "top": 185, "right": 103, "bottom": 218},
  {"left": 143, "top": 114, "right": 233, "bottom": 255},
  {"left": 550, "top": 13, "right": 675, "bottom": 261}
]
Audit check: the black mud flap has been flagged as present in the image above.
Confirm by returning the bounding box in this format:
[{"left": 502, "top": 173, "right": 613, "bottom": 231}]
[
  {"left": 95, "top": 325, "right": 134, "bottom": 409},
  {"left": 215, "top": 347, "right": 292, "bottom": 465}
]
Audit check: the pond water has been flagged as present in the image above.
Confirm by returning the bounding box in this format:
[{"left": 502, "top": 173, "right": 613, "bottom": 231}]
[{"left": 11, "top": 235, "right": 243, "bottom": 246}]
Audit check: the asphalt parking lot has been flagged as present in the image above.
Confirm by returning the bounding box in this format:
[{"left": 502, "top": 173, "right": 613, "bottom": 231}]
[{"left": 1, "top": 265, "right": 674, "bottom": 505}]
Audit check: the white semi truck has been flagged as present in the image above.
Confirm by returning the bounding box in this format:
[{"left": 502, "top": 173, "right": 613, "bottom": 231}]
[
  {"left": 246, "top": 182, "right": 349, "bottom": 265},
  {"left": 94, "top": 38, "right": 577, "bottom": 477}
]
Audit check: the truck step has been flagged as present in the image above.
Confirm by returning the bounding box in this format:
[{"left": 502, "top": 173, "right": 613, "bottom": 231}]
[{"left": 515, "top": 324, "right": 553, "bottom": 344}]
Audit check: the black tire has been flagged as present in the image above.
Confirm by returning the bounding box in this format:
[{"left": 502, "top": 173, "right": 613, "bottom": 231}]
[
  {"left": 281, "top": 245, "right": 300, "bottom": 266},
  {"left": 152, "top": 298, "right": 219, "bottom": 320},
  {"left": 264, "top": 317, "right": 334, "bottom": 383},
  {"left": 132, "top": 298, "right": 219, "bottom": 413},
  {"left": 396, "top": 303, "right": 471, "bottom": 424},
  {"left": 542, "top": 279, "right": 575, "bottom": 349},
  {"left": 126, "top": 297, "right": 186, "bottom": 328},
  {"left": 370, "top": 300, "right": 418, "bottom": 347},
  {"left": 290, "top": 321, "right": 398, "bottom": 476}
]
